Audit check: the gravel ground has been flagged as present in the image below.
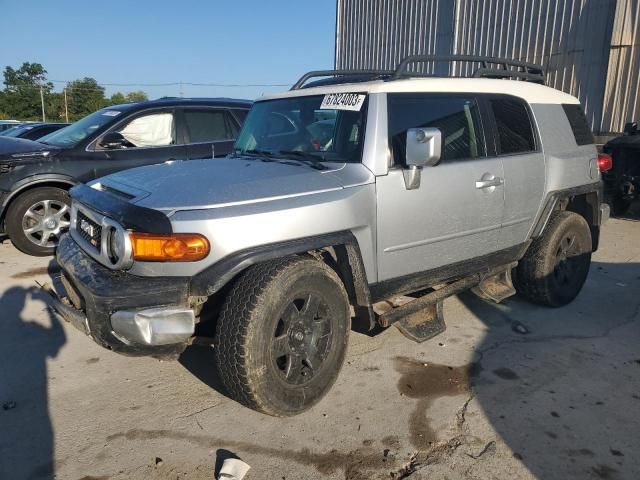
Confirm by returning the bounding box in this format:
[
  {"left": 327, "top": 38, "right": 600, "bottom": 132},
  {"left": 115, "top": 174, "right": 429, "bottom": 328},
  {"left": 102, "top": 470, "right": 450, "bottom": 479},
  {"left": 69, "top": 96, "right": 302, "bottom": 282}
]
[{"left": 0, "top": 209, "right": 639, "bottom": 480}]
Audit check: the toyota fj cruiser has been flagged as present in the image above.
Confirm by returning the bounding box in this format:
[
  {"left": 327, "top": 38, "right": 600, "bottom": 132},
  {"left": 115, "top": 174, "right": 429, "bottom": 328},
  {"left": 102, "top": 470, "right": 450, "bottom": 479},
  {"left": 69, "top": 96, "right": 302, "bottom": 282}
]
[{"left": 52, "top": 55, "right": 609, "bottom": 416}]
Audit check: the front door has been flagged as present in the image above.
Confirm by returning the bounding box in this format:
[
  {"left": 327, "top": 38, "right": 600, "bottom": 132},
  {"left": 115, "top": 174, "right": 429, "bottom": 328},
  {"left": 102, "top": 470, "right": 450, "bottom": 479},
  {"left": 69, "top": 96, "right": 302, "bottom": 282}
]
[
  {"left": 89, "top": 108, "right": 187, "bottom": 179},
  {"left": 182, "top": 108, "right": 240, "bottom": 159},
  {"left": 376, "top": 94, "right": 505, "bottom": 282}
]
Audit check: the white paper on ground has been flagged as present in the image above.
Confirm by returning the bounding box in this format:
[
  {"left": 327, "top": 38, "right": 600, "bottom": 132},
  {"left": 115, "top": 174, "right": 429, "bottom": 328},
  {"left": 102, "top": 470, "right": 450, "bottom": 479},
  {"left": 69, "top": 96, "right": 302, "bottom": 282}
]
[{"left": 218, "top": 458, "right": 251, "bottom": 480}]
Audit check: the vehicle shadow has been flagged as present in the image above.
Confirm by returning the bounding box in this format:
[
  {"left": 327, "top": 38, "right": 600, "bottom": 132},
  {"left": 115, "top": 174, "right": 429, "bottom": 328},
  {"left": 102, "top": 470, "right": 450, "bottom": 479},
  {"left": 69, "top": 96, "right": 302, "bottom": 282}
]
[
  {"left": 455, "top": 259, "right": 640, "bottom": 479},
  {"left": 0, "top": 260, "right": 66, "bottom": 480},
  {"left": 178, "top": 345, "right": 233, "bottom": 401}
]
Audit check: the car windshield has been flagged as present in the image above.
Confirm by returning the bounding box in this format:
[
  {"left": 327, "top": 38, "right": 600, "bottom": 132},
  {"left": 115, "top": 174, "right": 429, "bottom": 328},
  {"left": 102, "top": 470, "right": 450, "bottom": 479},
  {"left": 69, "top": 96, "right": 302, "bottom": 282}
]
[
  {"left": 233, "top": 94, "right": 367, "bottom": 163},
  {"left": 0, "top": 125, "right": 27, "bottom": 137},
  {"left": 39, "top": 109, "right": 124, "bottom": 148}
]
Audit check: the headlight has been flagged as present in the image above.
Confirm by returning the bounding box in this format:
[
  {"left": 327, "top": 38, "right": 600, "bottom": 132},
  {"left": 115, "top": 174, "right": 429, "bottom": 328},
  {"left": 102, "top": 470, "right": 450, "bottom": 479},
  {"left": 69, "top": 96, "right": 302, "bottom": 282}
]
[{"left": 107, "top": 226, "right": 127, "bottom": 265}]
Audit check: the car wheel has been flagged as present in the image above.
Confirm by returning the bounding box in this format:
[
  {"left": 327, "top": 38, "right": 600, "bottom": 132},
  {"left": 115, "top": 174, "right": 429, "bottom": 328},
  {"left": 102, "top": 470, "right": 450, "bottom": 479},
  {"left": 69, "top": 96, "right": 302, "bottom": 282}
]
[
  {"left": 515, "top": 211, "right": 592, "bottom": 307},
  {"left": 5, "top": 187, "right": 71, "bottom": 256},
  {"left": 215, "top": 256, "right": 350, "bottom": 416}
]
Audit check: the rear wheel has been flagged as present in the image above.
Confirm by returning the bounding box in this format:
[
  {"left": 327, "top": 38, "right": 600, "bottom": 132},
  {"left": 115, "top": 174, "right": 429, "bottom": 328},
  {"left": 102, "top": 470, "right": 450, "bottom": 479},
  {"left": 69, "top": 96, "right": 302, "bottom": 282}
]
[
  {"left": 215, "top": 256, "right": 350, "bottom": 416},
  {"left": 516, "top": 211, "right": 592, "bottom": 307},
  {"left": 5, "top": 187, "right": 71, "bottom": 256}
]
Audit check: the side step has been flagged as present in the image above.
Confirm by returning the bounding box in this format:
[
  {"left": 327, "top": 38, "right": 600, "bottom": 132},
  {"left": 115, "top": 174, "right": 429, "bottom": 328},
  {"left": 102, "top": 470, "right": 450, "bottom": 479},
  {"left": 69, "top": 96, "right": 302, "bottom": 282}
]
[
  {"left": 472, "top": 262, "right": 517, "bottom": 303},
  {"left": 377, "top": 263, "right": 516, "bottom": 343}
]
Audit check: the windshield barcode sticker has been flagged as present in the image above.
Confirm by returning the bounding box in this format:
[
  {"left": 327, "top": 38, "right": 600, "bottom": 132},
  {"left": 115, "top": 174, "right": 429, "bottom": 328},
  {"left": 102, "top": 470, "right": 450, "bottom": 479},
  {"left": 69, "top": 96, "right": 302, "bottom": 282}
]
[{"left": 320, "top": 93, "right": 365, "bottom": 111}]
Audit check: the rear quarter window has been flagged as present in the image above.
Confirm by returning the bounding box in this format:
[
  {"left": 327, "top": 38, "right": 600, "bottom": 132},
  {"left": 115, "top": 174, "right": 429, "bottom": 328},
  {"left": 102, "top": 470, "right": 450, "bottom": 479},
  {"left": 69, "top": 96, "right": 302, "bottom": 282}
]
[
  {"left": 490, "top": 97, "right": 537, "bottom": 155},
  {"left": 562, "top": 104, "right": 594, "bottom": 146}
]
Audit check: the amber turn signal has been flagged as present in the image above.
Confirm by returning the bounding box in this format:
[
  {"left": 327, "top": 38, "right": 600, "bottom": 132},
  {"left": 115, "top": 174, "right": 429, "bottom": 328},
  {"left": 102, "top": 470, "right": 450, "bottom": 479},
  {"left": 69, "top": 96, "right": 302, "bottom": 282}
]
[{"left": 130, "top": 232, "right": 210, "bottom": 262}]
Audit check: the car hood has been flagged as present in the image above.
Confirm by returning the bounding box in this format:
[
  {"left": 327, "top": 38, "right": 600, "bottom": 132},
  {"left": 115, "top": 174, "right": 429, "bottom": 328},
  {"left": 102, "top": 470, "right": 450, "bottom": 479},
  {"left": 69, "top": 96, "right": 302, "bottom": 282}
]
[
  {"left": 0, "top": 136, "right": 59, "bottom": 160},
  {"left": 92, "top": 156, "right": 374, "bottom": 211}
]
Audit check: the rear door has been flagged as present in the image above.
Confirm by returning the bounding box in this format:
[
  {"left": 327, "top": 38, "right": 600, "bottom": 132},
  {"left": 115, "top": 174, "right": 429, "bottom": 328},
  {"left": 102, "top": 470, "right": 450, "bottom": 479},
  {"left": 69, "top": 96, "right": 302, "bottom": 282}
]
[
  {"left": 181, "top": 108, "right": 241, "bottom": 159},
  {"left": 375, "top": 93, "right": 505, "bottom": 281},
  {"left": 487, "top": 96, "right": 546, "bottom": 249},
  {"left": 88, "top": 108, "right": 187, "bottom": 179}
]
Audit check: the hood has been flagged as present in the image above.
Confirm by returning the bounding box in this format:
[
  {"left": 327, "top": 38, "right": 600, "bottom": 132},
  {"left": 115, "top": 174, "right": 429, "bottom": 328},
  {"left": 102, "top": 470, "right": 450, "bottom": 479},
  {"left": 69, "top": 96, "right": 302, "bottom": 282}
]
[
  {"left": 93, "top": 156, "right": 374, "bottom": 211},
  {"left": 0, "top": 136, "right": 59, "bottom": 160}
]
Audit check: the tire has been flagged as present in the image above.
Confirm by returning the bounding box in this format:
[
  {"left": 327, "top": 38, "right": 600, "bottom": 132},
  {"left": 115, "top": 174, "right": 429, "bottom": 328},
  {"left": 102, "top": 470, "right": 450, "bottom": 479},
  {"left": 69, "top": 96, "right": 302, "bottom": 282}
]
[
  {"left": 215, "top": 256, "right": 350, "bottom": 416},
  {"left": 515, "top": 211, "right": 592, "bottom": 307},
  {"left": 5, "top": 187, "right": 71, "bottom": 256}
]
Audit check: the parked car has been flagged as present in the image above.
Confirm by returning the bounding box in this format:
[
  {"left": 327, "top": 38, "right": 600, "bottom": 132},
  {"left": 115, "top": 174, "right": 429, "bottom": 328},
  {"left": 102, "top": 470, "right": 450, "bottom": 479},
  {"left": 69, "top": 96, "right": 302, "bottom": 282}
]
[
  {"left": 0, "top": 97, "right": 251, "bottom": 255},
  {"left": 52, "top": 55, "right": 608, "bottom": 416},
  {"left": 0, "top": 122, "right": 70, "bottom": 141},
  {"left": 602, "top": 121, "right": 639, "bottom": 215},
  {"left": 0, "top": 120, "right": 22, "bottom": 133}
]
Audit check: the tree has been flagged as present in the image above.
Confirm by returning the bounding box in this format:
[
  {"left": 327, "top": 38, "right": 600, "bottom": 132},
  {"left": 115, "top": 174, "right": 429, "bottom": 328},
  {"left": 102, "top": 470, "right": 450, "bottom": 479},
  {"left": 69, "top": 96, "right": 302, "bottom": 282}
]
[
  {"left": 109, "top": 90, "right": 148, "bottom": 105},
  {"left": 1, "top": 62, "right": 53, "bottom": 120},
  {"left": 65, "top": 77, "right": 106, "bottom": 120}
]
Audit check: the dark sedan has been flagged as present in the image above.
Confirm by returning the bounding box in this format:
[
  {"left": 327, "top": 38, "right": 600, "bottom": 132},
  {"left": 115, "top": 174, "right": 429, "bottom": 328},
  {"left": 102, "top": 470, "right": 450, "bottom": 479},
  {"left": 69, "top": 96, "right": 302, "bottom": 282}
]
[
  {"left": 0, "top": 97, "right": 251, "bottom": 255},
  {"left": 0, "top": 122, "right": 70, "bottom": 141}
]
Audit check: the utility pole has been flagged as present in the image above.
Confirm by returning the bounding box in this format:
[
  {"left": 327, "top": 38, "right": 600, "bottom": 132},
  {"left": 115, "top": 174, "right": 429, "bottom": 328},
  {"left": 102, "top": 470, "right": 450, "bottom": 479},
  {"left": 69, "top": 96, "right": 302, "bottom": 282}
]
[
  {"left": 40, "top": 85, "right": 46, "bottom": 122},
  {"left": 63, "top": 87, "right": 69, "bottom": 122}
]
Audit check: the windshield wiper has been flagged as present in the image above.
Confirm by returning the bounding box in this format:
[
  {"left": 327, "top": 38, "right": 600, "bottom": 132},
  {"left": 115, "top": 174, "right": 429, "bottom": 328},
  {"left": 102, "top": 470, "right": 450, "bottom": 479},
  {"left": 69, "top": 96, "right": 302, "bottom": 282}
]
[
  {"left": 276, "top": 150, "right": 328, "bottom": 170},
  {"left": 236, "top": 149, "right": 277, "bottom": 158}
]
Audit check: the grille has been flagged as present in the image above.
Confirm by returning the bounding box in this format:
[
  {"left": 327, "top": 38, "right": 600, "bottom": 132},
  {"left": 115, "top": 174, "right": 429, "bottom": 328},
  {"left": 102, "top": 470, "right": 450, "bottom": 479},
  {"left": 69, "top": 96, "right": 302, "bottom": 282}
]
[{"left": 76, "top": 211, "right": 102, "bottom": 251}]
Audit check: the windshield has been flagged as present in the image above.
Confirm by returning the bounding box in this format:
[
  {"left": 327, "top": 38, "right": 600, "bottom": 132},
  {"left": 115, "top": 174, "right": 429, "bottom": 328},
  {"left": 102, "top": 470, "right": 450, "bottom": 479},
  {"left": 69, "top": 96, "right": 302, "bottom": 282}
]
[
  {"left": 234, "top": 94, "right": 367, "bottom": 163},
  {"left": 1, "top": 125, "right": 27, "bottom": 137},
  {"left": 39, "top": 109, "right": 124, "bottom": 148}
]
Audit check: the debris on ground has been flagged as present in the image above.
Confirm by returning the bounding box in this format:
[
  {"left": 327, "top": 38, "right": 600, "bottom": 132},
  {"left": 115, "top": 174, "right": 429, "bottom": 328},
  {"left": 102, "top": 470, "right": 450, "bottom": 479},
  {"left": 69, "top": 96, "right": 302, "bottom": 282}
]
[
  {"left": 218, "top": 458, "right": 251, "bottom": 480},
  {"left": 511, "top": 321, "right": 530, "bottom": 335},
  {"left": 2, "top": 401, "right": 16, "bottom": 411}
]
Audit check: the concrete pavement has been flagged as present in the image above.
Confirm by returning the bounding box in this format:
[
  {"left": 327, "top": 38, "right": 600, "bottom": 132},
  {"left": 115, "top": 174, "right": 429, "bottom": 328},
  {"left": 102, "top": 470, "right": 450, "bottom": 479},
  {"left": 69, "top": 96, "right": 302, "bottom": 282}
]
[{"left": 0, "top": 212, "right": 639, "bottom": 480}]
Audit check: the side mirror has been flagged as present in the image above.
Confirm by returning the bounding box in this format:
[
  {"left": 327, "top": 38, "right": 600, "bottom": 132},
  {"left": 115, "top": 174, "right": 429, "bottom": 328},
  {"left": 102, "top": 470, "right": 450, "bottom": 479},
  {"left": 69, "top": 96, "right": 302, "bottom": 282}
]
[
  {"left": 403, "top": 127, "right": 442, "bottom": 190},
  {"left": 99, "top": 132, "right": 127, "bottom": 149}
]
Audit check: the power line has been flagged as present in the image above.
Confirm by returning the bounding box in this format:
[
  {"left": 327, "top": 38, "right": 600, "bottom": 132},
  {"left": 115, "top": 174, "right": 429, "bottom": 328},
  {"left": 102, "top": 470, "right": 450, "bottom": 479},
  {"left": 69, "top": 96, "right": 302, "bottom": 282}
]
[{"left": 48, "top": 79, "right": 290, "bottom": 87}]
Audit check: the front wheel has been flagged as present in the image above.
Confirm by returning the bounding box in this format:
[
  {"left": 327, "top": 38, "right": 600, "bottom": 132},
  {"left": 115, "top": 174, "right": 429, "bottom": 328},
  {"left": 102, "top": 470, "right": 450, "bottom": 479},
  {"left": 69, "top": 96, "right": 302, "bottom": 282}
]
[
  {"left": 5, "top": 187, "right": 71, "bottom": 256},
  {"left": 515, "top": 211, "right": 592, "bottom": 307},
  {"left": 215, "top": 256, "right": 350, "bottom": 416}
]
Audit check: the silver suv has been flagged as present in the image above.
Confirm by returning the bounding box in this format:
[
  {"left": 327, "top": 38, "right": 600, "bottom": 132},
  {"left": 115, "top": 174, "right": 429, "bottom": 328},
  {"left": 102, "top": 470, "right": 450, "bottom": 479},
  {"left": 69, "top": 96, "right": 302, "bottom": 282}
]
[{"left": 53, "top": 55, "right": 609, "bottom": 416}]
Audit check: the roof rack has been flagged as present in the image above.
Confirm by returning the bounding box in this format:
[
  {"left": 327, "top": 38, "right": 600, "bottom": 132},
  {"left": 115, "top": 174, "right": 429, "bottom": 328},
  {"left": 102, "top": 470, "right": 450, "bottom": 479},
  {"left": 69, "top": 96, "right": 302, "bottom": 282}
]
[
  {"left": 291, "top": 55, "right": 545, "bottom": 90},
  {"left": 290, "top": 69, "right": 394, "bottom": 90},
  {"left": 392, "top": 54, "right": 545, "bottom": 83}
]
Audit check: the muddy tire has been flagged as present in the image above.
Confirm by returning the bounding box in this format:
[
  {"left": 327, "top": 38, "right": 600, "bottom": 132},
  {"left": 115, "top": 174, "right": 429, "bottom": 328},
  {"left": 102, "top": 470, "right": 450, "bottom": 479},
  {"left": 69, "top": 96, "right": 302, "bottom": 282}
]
[
  {"left": 215, "top": 256, "right": 350, "bottom": 416},
  {"left": 5, "top": 187, "right": 71, "bottom": 256},
  {"left": 515, "top": 211, "right": 592, "bottom": 307}
]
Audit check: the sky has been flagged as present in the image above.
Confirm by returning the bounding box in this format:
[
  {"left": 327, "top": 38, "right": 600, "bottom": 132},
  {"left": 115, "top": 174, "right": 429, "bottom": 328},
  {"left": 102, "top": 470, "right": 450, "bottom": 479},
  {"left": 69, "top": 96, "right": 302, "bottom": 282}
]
[{"left": 1, "top": 0, "right": 336, "bottom": 100}]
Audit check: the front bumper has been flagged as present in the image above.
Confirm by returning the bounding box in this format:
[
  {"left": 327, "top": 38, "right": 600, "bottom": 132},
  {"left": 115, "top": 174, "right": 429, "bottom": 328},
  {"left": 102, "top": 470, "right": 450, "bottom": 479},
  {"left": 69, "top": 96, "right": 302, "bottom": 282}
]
[{"left": 53, "top": 234, "right": 193, "bottom": 358}]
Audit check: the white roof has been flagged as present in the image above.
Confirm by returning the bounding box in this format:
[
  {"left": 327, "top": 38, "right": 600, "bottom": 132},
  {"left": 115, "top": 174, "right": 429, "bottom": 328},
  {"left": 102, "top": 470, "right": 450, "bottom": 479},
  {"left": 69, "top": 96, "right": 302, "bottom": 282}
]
[{"left": 261, "top": 77, "right": 579, "bottom": 105}]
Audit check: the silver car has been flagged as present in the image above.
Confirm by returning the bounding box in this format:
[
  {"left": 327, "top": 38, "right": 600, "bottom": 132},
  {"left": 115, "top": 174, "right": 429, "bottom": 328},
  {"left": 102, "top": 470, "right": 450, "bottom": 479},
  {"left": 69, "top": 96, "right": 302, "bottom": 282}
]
[{"left": 53, "top": 55, "right": 609, "bottom": 416}]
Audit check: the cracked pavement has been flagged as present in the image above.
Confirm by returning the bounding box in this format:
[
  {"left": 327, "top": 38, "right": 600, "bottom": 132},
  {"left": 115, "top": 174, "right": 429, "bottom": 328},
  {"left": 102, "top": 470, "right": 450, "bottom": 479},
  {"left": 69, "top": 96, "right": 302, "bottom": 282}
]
[{"left": 1, "top": 211, "right": 639, "bottom": 479}]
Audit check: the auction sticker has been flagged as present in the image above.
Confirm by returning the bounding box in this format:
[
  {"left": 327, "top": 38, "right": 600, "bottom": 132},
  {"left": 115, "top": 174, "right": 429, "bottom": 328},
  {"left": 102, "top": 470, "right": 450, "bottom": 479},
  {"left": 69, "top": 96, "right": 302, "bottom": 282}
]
[
  {"left": 102, "top": 110, "right": 121, "bottom": 116},
  {"left": 320, "top": 93, "right": 365, "bottom": 111}
]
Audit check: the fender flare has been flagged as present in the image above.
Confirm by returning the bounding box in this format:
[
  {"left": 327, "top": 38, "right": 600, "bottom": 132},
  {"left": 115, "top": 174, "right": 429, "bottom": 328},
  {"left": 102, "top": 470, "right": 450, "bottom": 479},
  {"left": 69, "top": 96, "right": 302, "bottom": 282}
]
[
  {"left": 189, "top": 230, "right": 376, "bottom": 329},
  {"left": 530, "top": 182, "right": 602, "bottom": 238}
]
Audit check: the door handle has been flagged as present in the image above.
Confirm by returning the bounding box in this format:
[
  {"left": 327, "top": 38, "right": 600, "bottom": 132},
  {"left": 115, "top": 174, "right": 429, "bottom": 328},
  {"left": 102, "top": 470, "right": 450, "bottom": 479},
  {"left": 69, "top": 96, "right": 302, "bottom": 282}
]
[{"left": 475, "top": 176, "right": 504, "bottom": 189}]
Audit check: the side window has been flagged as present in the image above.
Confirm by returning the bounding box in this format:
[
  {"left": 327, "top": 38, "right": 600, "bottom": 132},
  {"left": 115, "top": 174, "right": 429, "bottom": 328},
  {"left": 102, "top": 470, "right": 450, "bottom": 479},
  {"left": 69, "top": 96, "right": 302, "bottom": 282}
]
[
  {"left": 490, "top": 98, "right": 536, "bottom": 154},
  {"left": 562, "top": 104, "right": 594, "bottom": 146},
  {"left": 388, "top": 94, "right": 485, "bottom": 164},
  {"left": 184, "top": 109, "right": 239, "bottom": 143},
  {"left": 116, "top": 112, "right": 176, "bottom": 148},
  {"left": 231, "top": 109, "right": 249, "bottom": 125}
]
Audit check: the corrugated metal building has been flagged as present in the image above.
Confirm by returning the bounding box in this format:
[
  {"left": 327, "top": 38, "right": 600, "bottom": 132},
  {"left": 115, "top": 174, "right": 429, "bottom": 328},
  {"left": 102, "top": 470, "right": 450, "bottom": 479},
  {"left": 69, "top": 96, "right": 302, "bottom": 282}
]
[{"left": 335, "top": 0, "right": 639, "bottom": 136}]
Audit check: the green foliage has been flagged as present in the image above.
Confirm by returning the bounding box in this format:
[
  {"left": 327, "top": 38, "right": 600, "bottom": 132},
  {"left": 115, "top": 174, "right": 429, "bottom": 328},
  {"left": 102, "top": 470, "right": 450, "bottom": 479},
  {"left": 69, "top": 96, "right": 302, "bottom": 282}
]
[
  {"left": 1, "top": 62, "right": 53, "bottom": 120},
  {"left": 108, "top": 90, "right": 148, "bottom": 106},
  {"left": 66, "top": 77, "right": 106, "bottom": 120},
  {"left": 1, "top": 62, "right": 149, "bottom": 121}
]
